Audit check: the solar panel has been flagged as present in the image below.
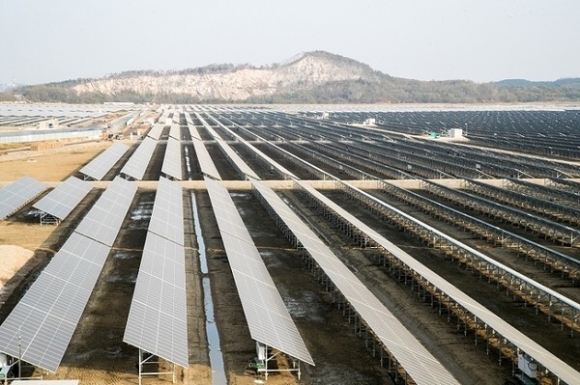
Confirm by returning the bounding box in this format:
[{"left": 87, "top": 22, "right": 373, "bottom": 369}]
[
  {"left": 187, "top": 124, "right": 202, "bottom": 140},
  {"left": 75, "top": 176, "right": 137, "bottom": 246},
  {"left": 169, "top": 124, "right": 181, "bottom": 140},
  {"left": 79, "top": 142, "right": 129, "bottom": 180},
  {"left": 0, "top": 232, "right": 110, "bottom": 373},
  {"left": 0, "top": 176, "right": 46, "bottom": 220},
  {"left": 123, "top": 231, "right": 188, "bottom": 368},
  {"left": 295, "top": 180, "right": 580, "bottom": 384},
  {"left": 214, "top": 139, "right": 260, "bottom": 180},
  {"left": 33, "top": 176, "right": 92, "bottom": 221},
  {"left": 183, "top": 112, "right": 193, "bottom": 125},
  {"left": 252, "top": 181, "right": 460, "bottom": 384},
  {"left": 205, "top": 177, "right": 313, "bottom": 366},
  {"left": 192, "top": 138, "right": 221, "bottom": 180},
  {"left": 120, "top": 137, "right": 157, "bottom": 181},
  {"left": 161, "top": 137, "right": 182, "bottom": 180},
  {"left": 147, "top": 177, "right": 184, "bottom": 245},
  {"left": 146, "top": 123, "right": 165, "bottom": 140}
]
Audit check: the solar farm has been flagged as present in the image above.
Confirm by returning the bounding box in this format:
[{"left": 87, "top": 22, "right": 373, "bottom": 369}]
[{"left": 1, "top": 104, "right": 580, "bottom": 385}]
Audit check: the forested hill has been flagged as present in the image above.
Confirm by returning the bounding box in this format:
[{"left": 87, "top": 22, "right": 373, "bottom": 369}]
[{"left": 5, "top": 51, "right": 580, "bottom": 103}]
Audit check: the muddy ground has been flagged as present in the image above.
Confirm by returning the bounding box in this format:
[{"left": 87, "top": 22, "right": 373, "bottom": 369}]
[{"left": 0, "top": 138, "right": 578, "bottom": 385}]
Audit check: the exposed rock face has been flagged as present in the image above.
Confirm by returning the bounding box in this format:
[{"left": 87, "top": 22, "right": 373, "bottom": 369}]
[{"left": 72, "top": 51, "right": 375, "bottom": 101}]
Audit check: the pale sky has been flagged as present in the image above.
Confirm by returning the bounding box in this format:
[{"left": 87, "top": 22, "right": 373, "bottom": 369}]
[{"left": 1, "top": 0, "right": 579, "bottom": 85}]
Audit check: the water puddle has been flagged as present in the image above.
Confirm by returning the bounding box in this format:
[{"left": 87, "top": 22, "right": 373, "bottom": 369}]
[
  {"left": 112, "top": 251, "right": 138, "bottom": 260},
  {"left": 129, "top": 196, "right": 154, "bottom": 229},
  {"left": 191, "top": 193, "right": 226, "bottom": 384},
  {"left": 229, "top": 192, "right": 251, "bottom": 199},
  {"left": 104, "top": 270, "right": 137, "bottom": 283},
  {"left": 184, "top": 146, "right": 193, "bottom": 179}
]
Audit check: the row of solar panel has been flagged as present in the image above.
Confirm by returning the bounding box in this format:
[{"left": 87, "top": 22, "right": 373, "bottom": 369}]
[
  {"left": 79, "top": 136, "right": 184, "bottom": 182},
  {"left": 0, "top": 175, "right": 96, "bottom": 224},
  {"left": 0, "top": 121, "right": 191, "bottom": 372},
  {"left": 0, "top": 117, "right": 244, "bottom": 375},
  {"left": 251, "top": 180, "right": 461, "bottom": 384},
  {"left": 0, "top": 110, "right": 457, "bottom": 381},
  {"left": 192, "top": 112, "right": 461, "bottom": 382},
  {"left": 223, "top": 102, "right": 580, "bottom": 384},
  {"left": 204, "top": 177, "right": 314, "bottom": 366},
  {"left": 183, "top": 110, "right": 580, "bottom": 384},
  {"left": 189, "top": 114, "right": 472, "bottom": 382},
  {"left": 192, "top": 122, "right": 316, "bottom": 365},
  {"left": 0, "top": 177, "right": 46, "bottom": 220},
  {"left": 123, "top": 177, "right": 189, "bottom": 368},
  {"left": 0, "top": 175, "right": 193, "bottom": 372},
  {"left": 197, "top": 113, "right": 260, "bottom": 181},
  {"left": 72, "top": 114, "right": 242, "bottom": 183},
  {"left": 1, "top": 172, "right": 455, "bottom": 380},
  {"left": 0, "top": 112, "right": 507, "bottom": 384},
  {"left": 0, "top": 177, "right": 137, "bottom": 373}
]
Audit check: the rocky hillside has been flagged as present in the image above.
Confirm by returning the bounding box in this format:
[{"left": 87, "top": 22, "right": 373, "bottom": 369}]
[
  {"left": 71, "top": 51, "right": 378, "bottom": 101},
  {"left": 9, "top": 51, "right": 580, "bottom": 103}
]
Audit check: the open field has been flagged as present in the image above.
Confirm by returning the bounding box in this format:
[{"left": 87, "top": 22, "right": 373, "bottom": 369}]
[{"left": 1, "top": 104, "right": 580, "bottom": 385}]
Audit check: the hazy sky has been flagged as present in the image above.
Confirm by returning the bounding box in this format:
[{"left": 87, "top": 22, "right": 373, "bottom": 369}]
[{"left": 1, "top": 0, "right": 579, "bottom": 85}]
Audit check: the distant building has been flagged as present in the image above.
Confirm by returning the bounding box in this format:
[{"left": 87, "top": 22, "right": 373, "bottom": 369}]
[
  {"left": 447, "top": 128, "right": 463, "bottom": 138},
  {"left": 37, "top": 119, "right": 60, "bottom": 129},
  {"left": 0, "top": 126, "right": 102, "bottom": 143}
]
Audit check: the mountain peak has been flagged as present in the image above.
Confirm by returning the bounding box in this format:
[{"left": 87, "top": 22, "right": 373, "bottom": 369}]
[{"left": 281, "top": 50, "right": 370, "bottom": 69}]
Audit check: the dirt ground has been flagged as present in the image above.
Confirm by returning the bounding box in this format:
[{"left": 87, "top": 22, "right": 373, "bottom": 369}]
[
  {"left": 1, "top": 134, "right": 578, "bottom": 385},
  {"left": 0, "top": 140, "right": 112, "bottom": 183}
]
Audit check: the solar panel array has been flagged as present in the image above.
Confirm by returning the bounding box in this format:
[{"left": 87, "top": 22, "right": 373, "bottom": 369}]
[
  {"left": 252, "top": 180, "right": 459, "bottom": 385},
  {"left": 205, "top": 177, "right": 313, "bottom": 366},
  {"left": 124, "top": 177, "right": 189, "bottom": 368},
  {"left": 198, "top": 112, "right": 259, "bottom": 180},
  {"left": 297, "top": 181, "right": 580, "bottom": 384},
  {"left": 79, "top": 142, "right": 129, "bottom": 180},
  {"left": 0, "top": 176, "right": 46, "bottom": 220},
  {"left": 33, "top": 176, "right": 92, "bottom": 220},
  {"left": 120, "top": 137, "right": 157, "bottom": 180},
  {"left": 0, "top": 176, "right": 137, "bottom": 373},
  {"left": 75, "top": 176, "right": 138, "bottom": 246},
  {"left": 208, "top": 113, "right": 298, "bottom": 179},
  {"left": 192, "top": 138, "right": 221, "bottom": 180},
  {"left": 0, "top": 232, "right": 111, "bottom": 373},
  {"left": 161, "top": 137, "right": 182, "bottom": 181},
  {"left": 146, "top": 123, "right": 165, "bottom": 140}
]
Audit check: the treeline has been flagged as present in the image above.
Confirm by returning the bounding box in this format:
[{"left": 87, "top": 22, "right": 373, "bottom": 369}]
[
  {"left": 246, "top": 77, "right": 580, "bottom": 104},
  {"left": 5, "top": 76, "right": 580, "bottom": 104}
]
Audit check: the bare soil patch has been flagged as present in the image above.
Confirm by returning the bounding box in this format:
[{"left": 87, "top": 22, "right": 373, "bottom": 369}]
[{"left": 0, "top": 140, "right": 118, "bottom": 182}]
